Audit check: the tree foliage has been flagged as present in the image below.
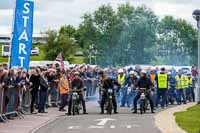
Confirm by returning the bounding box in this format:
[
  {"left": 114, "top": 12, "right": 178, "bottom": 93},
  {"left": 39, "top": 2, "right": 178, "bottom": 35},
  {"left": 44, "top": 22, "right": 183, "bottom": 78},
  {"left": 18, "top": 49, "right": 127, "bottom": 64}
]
[
  {"left": 44, "top": 27, "right": 75, "bottom": 61},
  {"left": 43, "top": 3, "right": 198, "bottom": 66}
]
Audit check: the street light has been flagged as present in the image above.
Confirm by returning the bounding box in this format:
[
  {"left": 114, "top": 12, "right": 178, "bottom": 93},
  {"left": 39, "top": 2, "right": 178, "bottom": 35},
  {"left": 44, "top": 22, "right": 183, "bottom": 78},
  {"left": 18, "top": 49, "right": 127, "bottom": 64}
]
[{"left": 192, "top": 9, "right": 200, "bottom": 104}]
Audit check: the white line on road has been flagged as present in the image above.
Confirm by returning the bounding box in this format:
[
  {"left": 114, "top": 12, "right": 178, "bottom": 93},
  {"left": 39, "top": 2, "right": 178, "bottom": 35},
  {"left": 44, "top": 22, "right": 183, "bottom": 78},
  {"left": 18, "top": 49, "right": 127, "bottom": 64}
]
[
  {"left": 89, "top": 125, "right": 104, "bottom": 129},
  {"left": 110, "top": 125, "right": 116, "bottom": 129},
  {"left": 68, "top": 126, "right": 80, "bottom": 130},
  {"left": 127, "top": 125, "right": 132, "bottom": 129}
]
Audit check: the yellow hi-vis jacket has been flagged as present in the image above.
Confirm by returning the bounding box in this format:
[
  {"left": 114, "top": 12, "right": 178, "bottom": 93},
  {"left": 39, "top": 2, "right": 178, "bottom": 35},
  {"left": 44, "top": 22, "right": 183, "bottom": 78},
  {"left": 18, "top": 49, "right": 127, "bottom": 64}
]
[
  {"left": 188, "top": 76, "right": 193, "bottom": 86},
  {"left": 118, "top": 74, "right": 125, "bottom": 85},
  {"left": 175, "top": 75, "right": 187, "bottom": 89},
  {"left": 157, "top": 74, "right": 168, "bottom": 89}
]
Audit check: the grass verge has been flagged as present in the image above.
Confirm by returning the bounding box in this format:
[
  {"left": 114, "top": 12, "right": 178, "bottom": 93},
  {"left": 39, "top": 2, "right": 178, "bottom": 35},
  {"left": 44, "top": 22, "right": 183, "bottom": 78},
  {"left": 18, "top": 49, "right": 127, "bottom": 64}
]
[{"left": 174, "top": 105, "right": 200, "bottom": 133}]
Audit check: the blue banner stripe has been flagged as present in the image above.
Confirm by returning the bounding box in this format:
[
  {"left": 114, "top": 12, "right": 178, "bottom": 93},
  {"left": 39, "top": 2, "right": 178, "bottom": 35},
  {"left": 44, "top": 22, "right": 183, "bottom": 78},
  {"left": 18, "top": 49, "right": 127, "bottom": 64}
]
[{"left": 10, "top": 0, "right": 34, "bottom": 70}]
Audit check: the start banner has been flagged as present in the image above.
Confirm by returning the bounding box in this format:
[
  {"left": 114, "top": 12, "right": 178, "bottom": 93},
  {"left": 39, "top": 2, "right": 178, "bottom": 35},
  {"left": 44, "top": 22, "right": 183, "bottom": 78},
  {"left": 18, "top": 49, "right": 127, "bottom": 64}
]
[{"left": 10, "top": 0, "right": 34, "bottom": 70}]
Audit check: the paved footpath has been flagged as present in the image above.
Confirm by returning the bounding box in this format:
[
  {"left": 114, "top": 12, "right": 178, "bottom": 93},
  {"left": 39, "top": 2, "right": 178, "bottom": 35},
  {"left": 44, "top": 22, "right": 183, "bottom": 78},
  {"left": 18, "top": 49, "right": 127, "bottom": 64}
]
[{"left": 0, "top": 109, "right": 63, "bottom": 133}]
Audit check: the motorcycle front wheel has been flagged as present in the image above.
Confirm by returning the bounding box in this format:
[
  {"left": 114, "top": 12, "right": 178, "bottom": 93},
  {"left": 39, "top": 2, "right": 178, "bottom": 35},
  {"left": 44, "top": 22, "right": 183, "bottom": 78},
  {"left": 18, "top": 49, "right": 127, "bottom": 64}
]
[{"left": 107, "top": 99, "right": 112, "bottom": 115}]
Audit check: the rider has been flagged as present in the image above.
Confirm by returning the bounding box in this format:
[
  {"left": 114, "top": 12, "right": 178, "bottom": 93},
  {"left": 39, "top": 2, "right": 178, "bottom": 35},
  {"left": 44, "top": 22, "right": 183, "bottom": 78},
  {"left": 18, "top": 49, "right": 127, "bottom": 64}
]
[
  {"left": 67, "top": 71, "right": 88, "bottom": 115},
  {"left": 133, "top": 70, "right": 155, "bottom": 113},
  {"left": 99, "top": 71, "right": 121, "bottom": 114}
]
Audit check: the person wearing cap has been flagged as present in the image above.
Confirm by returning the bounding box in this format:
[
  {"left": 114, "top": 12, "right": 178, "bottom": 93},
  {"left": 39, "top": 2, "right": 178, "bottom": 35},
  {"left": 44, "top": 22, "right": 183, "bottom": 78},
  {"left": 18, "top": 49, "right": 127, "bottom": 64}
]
[
  {"left": 124, "top": 71, "right": 138, "bottom": 108},
  {"left": 186, "top": 72, "right": 195, "bottom": 102},
  {"left": 98, "top": 71, "right": 121, "bottom": 114},
  {"left": 133, "top": 70, "right": 154, "bottom": 113},
  {"left": 175, "top": 69, "right": 187, "bottom": 105},
  {"left": 67, "top": 71, "right": 88, "bottom": 115},
  {"left": 155, "top": 67, "right": 168, "bottom": 108},
  {"left": 58, "top": 71, "right": 70, "bottom": 111},
  {"left": 117, "top": 69, "right": 126, "bottom": 107}
]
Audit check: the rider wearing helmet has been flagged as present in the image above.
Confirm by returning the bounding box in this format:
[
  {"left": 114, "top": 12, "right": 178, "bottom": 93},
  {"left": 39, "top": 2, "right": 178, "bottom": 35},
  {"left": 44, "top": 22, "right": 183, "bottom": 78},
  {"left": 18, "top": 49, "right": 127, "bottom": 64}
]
[
  {"left": 99, "top": 71, "right": 121, "bottom": 114},
  {"left": 67, "top": 71, "right": 88, "bottom": 115},
  {"left": 133, "top": 70, "right": 154, "bottom": 113}
]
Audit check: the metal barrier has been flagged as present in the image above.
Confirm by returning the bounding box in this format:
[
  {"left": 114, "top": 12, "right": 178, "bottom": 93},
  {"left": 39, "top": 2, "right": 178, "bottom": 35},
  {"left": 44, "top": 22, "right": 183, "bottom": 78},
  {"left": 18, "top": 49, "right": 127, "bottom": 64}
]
[
  {"left": 83, "top": 79, "right": 98, "bottom": 101},
  {"left": 0, "top": 78, "right": 99, "bottom": 123},
  {"left": 0, "top": 86, "right": 24, "bottom": 122}
]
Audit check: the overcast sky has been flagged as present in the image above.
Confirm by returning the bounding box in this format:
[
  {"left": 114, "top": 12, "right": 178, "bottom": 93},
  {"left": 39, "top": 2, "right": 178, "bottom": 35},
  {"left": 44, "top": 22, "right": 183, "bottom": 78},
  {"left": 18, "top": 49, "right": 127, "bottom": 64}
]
[{"left": 0, "top": 0, "right": 199, "bottom": 35}]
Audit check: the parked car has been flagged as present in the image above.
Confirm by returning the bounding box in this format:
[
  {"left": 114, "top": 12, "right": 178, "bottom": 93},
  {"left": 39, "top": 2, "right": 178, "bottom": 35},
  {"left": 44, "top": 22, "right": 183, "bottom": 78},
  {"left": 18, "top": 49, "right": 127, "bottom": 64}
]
[{"left": 31, "top": 47, "right": 39, "bottom": 55}]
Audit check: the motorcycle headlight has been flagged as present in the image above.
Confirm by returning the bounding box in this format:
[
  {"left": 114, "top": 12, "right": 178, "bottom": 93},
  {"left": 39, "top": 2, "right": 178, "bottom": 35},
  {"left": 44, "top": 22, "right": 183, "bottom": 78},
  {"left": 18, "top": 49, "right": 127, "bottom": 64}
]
[{"left": 108, "top": 89, "right": 113, "bottom": 93}]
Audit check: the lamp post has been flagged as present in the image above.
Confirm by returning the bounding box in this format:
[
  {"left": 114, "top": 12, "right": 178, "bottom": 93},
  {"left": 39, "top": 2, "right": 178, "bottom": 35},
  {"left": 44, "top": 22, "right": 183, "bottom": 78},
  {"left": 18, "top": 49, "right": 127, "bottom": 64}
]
[{"left": 192, "top": 9, "right": 200, "bottom": 104}]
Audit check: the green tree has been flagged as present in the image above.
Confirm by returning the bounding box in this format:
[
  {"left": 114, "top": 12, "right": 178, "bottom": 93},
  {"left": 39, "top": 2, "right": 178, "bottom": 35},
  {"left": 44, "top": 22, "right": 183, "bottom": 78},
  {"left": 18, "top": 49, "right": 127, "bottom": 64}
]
[
  {"left": 44, "top": 29, "right": 75, "bottom": 61},
  {"left": 157, "top": 16, "right": 197, "bottom": 65}
]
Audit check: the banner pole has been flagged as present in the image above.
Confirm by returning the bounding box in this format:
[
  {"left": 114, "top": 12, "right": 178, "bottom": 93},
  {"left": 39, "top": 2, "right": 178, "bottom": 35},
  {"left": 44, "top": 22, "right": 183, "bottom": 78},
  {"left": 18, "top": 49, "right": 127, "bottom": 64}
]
[{"left": 8, "top": 0, "right": 17, "bottom": 69}]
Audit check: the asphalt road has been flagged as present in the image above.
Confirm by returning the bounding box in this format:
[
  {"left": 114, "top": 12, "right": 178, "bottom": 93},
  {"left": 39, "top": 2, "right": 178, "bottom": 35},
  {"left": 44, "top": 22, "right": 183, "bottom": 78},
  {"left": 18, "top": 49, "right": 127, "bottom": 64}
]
[{"left": 35, "top": 102, "right": 161, "bottom": 133}]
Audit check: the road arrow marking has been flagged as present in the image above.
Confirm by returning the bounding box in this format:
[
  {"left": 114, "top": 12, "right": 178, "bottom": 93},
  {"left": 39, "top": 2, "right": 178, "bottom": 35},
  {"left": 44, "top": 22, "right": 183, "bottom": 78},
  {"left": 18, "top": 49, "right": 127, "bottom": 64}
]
[
  {"left": 94, "top": 118, "right": 116, "bottom": 126},
  {"left": 68, "top": 126, "right": 80, "bottom": 130},
  {"left": 110, "top": 125, "right": 116, "bottom": 129},
  {"left": 127, "top": 125, "right": 132, "bottom": 128}
]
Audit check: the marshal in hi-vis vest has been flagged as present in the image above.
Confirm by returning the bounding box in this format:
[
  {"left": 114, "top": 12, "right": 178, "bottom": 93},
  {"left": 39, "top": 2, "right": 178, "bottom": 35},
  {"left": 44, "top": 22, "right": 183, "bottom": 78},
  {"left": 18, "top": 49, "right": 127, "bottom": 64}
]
[
  {"left": 175, "top": 75, "right": 187, "bottom": 89},
  {"left": 118, "top": 74, "right": 125, "bottom": 85},
  {"left": 158, "top": 74, "right": 168, "bottom": 89}
]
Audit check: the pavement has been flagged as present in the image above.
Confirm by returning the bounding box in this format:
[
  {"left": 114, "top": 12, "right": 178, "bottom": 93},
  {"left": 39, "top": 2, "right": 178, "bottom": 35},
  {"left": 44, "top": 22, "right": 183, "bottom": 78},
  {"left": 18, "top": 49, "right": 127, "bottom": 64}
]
[
  {"left": 0, "top": 102, "right": 195, "bottom": 133},
  {"left": 0, "top": 108, "right": 64, "bottom": 133},
  {"left": 155, "top": 102, "right": 196, "bottom": 133}
]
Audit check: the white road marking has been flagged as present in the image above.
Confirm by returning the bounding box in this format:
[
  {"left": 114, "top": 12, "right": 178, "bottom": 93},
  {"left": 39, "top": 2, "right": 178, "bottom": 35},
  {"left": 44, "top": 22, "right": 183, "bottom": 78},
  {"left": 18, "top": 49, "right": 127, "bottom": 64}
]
[
  {"left": 110, "top": 125, "right": 116, "bottom": 129},
  {"left": 68, "top": 126, "right": 80, "bottom": 130},
  {"left": 127, "top": 125, "right": 132, "bottom": 128},
  {"left": 94, "top": 118, "right": 116, "bottom": 126},
  {"left": 132, "top": 124, "right": 140, "bottom": 128},
  {"left": 89, "top": 125, "right": 104, "bottom": 129}
]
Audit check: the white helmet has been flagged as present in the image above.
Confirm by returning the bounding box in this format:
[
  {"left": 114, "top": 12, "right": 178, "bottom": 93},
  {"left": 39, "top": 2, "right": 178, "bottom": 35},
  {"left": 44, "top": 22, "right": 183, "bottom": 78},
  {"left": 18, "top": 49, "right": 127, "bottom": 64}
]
[
  {"left": 129, "top": 71, "right": 135, "bottom": 75},
  {"left": 118, "top": 69, "right": 124, "bottom": 73},
  {"left": 141, "top": 70, "right": 147, "bottom": 74}
]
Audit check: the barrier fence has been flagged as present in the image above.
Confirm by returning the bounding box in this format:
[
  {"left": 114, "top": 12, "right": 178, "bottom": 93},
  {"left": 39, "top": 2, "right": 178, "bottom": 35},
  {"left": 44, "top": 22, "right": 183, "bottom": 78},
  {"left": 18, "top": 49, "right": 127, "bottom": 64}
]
[{"left": 0, "top": 78, "right": 99, "bottom": 123}]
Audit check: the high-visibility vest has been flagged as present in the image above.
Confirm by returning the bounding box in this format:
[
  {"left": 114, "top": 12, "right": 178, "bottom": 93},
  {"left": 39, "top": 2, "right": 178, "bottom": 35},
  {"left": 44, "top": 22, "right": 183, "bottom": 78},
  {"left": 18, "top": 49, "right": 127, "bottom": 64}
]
[
  {"left": 188, "top": 76, "right": 193, "bottom": 85},
  {"left": 150, "top": 74, "right": 155, "bottom": 82},
  {"left": 175, "top": 75, "right": 185, "bottom": 89},
  {"left": 59, "top": 77, "right": 69, "bottom": 94},
  {"left": 158, "top": 74, "right": 168, "bottom": 89},
  {"left": 184, "top": 76, "right": 189, "bottom": 88},
  {"left": 118, "top": 74, "right": 125, "bottom": 85}
]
